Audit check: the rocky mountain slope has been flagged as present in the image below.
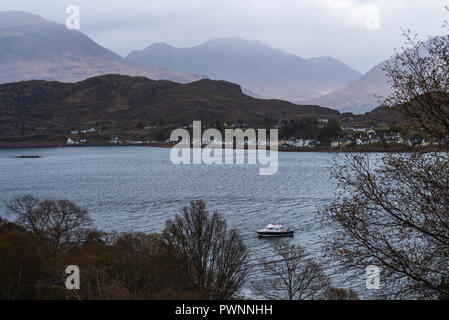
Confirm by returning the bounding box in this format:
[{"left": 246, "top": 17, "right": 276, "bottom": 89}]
[
  {"left": 125, "top": 38, "right": 362, "bottom": 102},
  {"left": 0, "top": 74, "right": 339, "bottom": 136},
  {"left": 0, "top": 11, "right": 200, "bottom": 84},
  {"left": 306, "top": 61, "right": 391, "bottom": 114}
]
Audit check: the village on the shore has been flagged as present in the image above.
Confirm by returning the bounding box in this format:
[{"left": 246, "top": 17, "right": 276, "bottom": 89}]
[{"left": 63, "top": 116, "right": 438, "bottom": 150}]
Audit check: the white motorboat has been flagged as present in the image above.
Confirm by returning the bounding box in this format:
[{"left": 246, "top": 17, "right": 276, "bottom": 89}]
[{"left": 256, "top": 223, "right": 294, "bottom": 238}]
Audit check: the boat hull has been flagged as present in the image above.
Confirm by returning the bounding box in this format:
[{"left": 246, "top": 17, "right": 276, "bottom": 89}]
[{"left": 257, "top": 231, "right": 294, "bottom": 238}]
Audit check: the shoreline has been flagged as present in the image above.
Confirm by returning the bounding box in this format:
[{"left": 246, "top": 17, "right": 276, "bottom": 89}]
[{"left": 0, "top": 142, "right": 446, "bottom": 154}]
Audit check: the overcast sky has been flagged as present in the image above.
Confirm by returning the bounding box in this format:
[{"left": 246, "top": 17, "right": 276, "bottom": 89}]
[{"left": 1, "top": 0, "right": 448, "bottom": 72}]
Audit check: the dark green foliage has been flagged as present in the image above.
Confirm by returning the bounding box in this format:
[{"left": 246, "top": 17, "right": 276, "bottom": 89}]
[
  {"left": 319, "top": 119, "right": 343, "bottom": 140},
  {"left": 278, "top": 118, "right": 342, "bottom": 140}
]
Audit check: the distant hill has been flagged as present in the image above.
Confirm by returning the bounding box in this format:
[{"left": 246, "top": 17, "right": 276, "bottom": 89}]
[
  {"left": 0, "top": 11, "right": 200, "bottom": 84},
  {"left": 0, "top": 74, "right": 339, "bottom": 136},
  {"left": 125, "top": 38, "right": 362, "bottom": 102},
  {"left": 306, "top": 61, "right": 391, "bottom": 114}
]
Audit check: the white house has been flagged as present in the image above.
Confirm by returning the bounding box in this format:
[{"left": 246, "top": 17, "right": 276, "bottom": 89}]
[
  {"left": 80, "top": 128, "right": 96, "bottom": 134},
  {"left": 317, "top": 118, "right": 329, "bottom": 124},
  {"left": 109, "top": 137, "right": 121, "bottom": 144},
  {"left": 331, "top": 138, "right": 352, "bottom": 148}
]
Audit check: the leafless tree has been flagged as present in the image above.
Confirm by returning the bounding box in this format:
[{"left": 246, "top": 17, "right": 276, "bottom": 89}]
[
  {"left": 251, "top": 243, "right": 331, "bottom": 300},
  {"left": 162, "top": 200, "right": 250, "bottom": 300},
  {"left": 383, "top": 29, "right": 449, "bottom": 143},
  {"left": 323, "top": 18, "right": 449, "bottom": 299},
  {"left": 8, "top": 195, "right": 94, "bottom": 249}
]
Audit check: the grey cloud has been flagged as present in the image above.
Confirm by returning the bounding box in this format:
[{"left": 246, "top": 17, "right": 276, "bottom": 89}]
[{"left": 1, "top": 0, "right": 448, "bottom": 72}]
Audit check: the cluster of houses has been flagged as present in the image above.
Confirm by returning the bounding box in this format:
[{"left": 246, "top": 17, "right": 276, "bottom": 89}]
[
  {"left": 108, "top": 137, "right": 122, "bottom": 144},
  {"left": 66, "top": 138, "right": 87, "bottom": 145},
  {"left": 331, "top": 138, "right": 352, "bottom": 148},
  {"left": 317, "top": 118, "right": 329, "bottom": 124},
  {"left": 284, "top": 138, "right": 320, "bottom": 148},
  {"left": 331, "top": 127, "right": 437, "bottom": 148},
  {"left": 62, "top": 121, "right": 441, "bottom": 149},
  {"left": 125, "top": 140, "right": 156, "bottom": 145},
  {"left": 354, "top": 128, "right": 381, "bottom": 146},
  {"left": 196, "top": 137, "right": 277, "bottom": 147},
  {"left": 67, "top": 128, "right": 97, "bottom": 144},
  {"left": 105, "top": 136, "right": 275, "bottom": 146},
  {"left": 108, "top": 137, "right": 160, "bottom": 145},
  {"left": 70, "top": 128, "right": 96, "bottom": 135}
]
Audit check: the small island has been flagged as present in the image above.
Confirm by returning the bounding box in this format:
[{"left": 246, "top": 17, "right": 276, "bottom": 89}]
[{"left": 15, "top": 155, "right": 41, "bottom": 159}]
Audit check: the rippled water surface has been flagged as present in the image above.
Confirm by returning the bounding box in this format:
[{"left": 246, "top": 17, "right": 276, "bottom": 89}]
[{"left": 0, "top": 146, "right": 359, "bottom": 292}]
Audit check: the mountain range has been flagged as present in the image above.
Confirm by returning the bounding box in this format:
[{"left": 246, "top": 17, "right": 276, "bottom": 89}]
[
  {"left": 0, "top": 10, "right": 399, "bottom": 114},
  {"left": 125, "top": 38, "right": 362, "bottom": 102},
  {"left": 0, "top": 11, "right": 200, "bottom": 84}
]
